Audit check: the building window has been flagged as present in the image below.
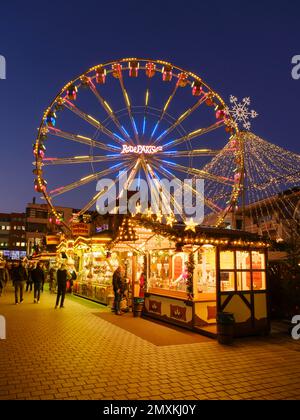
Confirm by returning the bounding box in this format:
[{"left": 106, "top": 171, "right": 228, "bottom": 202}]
[{"left": 21, "top": 242, "right": 26, "bottom": 247}]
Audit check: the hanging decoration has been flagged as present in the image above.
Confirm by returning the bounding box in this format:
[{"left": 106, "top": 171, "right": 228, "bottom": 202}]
[
  {"left": 186, "top": 252, "right": 195, "bottom": 300},
  {"left": 118, "top": 217, "right": 138, "bottom": 242},
  {"left": 225, "top": 95, "right": 258, "bottom": 131}
]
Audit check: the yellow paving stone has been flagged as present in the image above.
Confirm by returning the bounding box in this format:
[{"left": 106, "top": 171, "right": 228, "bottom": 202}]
[{"left": 1, "top": 287, "right": 300, "bottom": 401}]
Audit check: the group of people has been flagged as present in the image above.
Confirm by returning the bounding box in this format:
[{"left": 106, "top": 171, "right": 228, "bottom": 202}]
[
  {"left": 112, "top": 266, "right": 146, "bottom": 315},
  {"left": 0, "top": 259, "right": 77, "bottom": 309}
]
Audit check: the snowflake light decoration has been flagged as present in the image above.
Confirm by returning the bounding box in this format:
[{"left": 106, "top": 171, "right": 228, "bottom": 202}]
[{"left": 225, "top": 95, "right": 258, "bottom": 130}]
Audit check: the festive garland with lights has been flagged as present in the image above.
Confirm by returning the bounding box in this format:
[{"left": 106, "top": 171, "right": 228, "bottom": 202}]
[{"left": 186, "top": 252, "right": 195, "bottom": 300}]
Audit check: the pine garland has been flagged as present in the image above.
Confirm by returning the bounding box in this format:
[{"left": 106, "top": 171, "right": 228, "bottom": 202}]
[{"left": 186, "top": 252, "right": 194, "bottom": 300}]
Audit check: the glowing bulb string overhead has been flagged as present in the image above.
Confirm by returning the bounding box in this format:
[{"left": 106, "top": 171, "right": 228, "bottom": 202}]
[{"left": 202, "top": 131, "right": 300, "bottom": 240}]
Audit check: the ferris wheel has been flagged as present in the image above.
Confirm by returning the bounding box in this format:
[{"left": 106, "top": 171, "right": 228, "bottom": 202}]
[{"left": 33, "top": 58, "right": 242, "bottom": 230}]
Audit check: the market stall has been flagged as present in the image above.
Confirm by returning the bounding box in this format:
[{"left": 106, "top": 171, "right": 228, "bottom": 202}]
[
  {"left": 110, "top": 217, "right": 270, "bottom": 338},
  {"left": 57, "top": 216, "right": 270, "bottom": 338},
  {"left": 71, "top": 235, "right": 116, "bottom": 305}
]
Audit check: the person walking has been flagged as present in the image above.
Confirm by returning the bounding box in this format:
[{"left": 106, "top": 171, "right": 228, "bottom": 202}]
[
  {"left": 4, "top": 262, "right": 10, "bottom": 286},
  {"left": 31, "top": 262, "right": 45, "bottom": 304},
  {"left": 12, "top": 260, "right": 28, "bottom": 304},
  {"left": 55, "top": 263, "right": 69, "bottom": 309},
  {"left": 0, "top": 262, "right": 9, "bottom": 297},
  {"left": 40, "top": 263, "right": 46, "bottom": 292},
  {"left": 49, "top": 266, "right": 57, "bottom": 294},
  {"left": 26, "top": 263, "right": 34, "bottom": 292},
  {"left": 112, "top": 266, "right": 124, "bottom": 315}
]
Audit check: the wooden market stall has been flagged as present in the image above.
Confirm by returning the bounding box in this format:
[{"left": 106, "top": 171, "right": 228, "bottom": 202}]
[
  {"left": 110, "top": 216, "right": 270, "bottom": 338},
  {"left": 57, "top": 216, "right": 270, "bottom": 338}
]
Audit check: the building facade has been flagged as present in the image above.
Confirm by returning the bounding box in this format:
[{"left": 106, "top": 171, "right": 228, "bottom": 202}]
[{"left": 0, "top": 212, "right": 26, "bottom": 259}]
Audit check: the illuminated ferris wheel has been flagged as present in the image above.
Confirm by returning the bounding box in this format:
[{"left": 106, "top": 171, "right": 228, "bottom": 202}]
[{"left": 33, "top": 58, "right": 242, "bottom": 230}]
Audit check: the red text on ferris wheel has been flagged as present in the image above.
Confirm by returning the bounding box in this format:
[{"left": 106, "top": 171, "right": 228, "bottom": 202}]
[{"left": 121, "top": 145, "right": 163, "bottom": 154}]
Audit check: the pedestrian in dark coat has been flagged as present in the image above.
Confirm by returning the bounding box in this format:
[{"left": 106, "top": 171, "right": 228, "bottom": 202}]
[
  {"left": 55, "top": 263, "right": 70, "bottom": 308},
  {"left": 26, "top": 263, "right": 34, "bottom": 292},
  {"left": 0, "top": 263, "right": 9, "bottom": 297},
  {"left": 112, "top": 266, "right": 124, "bottom": 315},
  {"left": 12, "top": 260, "right": 28, "bottom": 304},
  {"left": 31, "top": 262, "right": 45, "bottom": 303}
]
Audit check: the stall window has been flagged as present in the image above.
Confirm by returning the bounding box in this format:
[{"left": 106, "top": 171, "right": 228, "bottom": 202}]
[
  {"left": 220, "top": 271, "right": 235, "bottom": 292},
  {"left": 237, "top": 271, "right": 251, "bottom": 291},
  {"left": 236, "top": 251, "right": 250, "bottom": 270},
  {"left": 251, "top": 251, "right": 265, "bottom": 270},
  {"left": 194, "top": 246, "right": 216, "bottom": 297},
  {"left": 220, "top": 251, "right": 234, "bottom": 269},
  {"left": 148, "top": 250, "right": 177, "bottom": 292},
  {"left": 252, "top": 271, "right": 266, "bottom": 290}
]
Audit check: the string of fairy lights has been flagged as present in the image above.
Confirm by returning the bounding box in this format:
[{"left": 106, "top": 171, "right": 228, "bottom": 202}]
[{"left": 202, "top": 132, "right": 300, "bottom": 240}]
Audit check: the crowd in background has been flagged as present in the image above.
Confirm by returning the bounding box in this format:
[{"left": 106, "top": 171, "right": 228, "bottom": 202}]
[{"left": 0, "top": 259, "right": 77, "bottom": 308}]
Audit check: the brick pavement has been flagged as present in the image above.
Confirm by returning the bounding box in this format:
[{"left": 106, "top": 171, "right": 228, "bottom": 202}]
[{"left": 0, "top": 285, "right": 299, "bottom": 400}]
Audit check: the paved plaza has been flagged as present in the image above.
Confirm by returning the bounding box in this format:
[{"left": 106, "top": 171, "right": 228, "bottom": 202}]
[{"left": 0, "top": 285, "right": 299, "bottom": 400}]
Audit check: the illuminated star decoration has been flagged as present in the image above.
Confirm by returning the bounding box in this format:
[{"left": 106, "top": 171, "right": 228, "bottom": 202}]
[
  {"left": 184, "top": 218, "right": 198, "bottom": 233},
  {"left": 166, "top": 214, "right": 176, "bottom": 227},
  {"left": 135, "top": 203, "right": 142, "bottom": 215},
  {"left": 156, "top": 211, "right": 163, "bottom": 223},
  {"left": 146, "top": 208, "right": 153, "bottom": 218},
  {"left": 225, "top": 95, "right": 258, "bottom": 131}
]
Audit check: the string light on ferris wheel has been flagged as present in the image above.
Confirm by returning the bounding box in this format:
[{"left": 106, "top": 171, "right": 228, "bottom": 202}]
[{"left": 225, "top": 95, "right": 258, "bottom": 130}]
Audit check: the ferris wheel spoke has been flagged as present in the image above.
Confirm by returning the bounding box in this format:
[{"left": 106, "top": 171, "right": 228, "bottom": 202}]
[
  {"left": 154, "top": 96, "right": 208, "bottom": 144},
  {"left": 141, "top": 160, "right": 181, "bottom": 218},
  {"left": 160, "top": 159, "right": 234, "bottom": 186},
  {"left": 118, "top": 158, "right": 141, "bottom": 199},
  {"left": 150, "top": 83, "right": 179, "bottom": 142},
  {"left": 88, "top": 80, "right": 134, "bottom": 144},
  {"left": 161, "top": 120, "right": 225, "bottom": 151},
  {"left": 141, "top": 88, "right": 151, "bottom": 139},
  {"left": 160, "top": 149, "right": 220, "bottom": 157},
  {"left": 49, "top": 162, "right": 126, "bottom": 198},
  {"left": 47, "top": 127, "right": 120, "bottom": 153},
  {"left": 42, "top": 154, "right": 124, "bottom": 166},
  {"left": 151, "top": 160, "right": 221, "bottom": 214},
  {"left": 117, "top": 72, "right": 139, "bottom": 143},
  {"left": 62, "top": 98, "right": 126, "bottom": 146},
  {"left": 77, "top": 165, "right": 134, "bottom": 216}
]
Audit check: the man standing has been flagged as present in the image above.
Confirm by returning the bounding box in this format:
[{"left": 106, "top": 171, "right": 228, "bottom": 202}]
[
  {"left": 12, "top": 260, "right": 28, "bottom": 304},
  {"left": 55, "top": 263, "right": 69, "bottom": 309},
  {"left": 31, "top": 262, "right": 45, "bottom": 304},
  {"left": 112, "top": 266, "right": 124, "bottom": 315}
]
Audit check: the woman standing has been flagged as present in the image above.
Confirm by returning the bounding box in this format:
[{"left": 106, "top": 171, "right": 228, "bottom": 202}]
[{"left": 138, "top": 272, "right": 146, "bottom": 298}]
